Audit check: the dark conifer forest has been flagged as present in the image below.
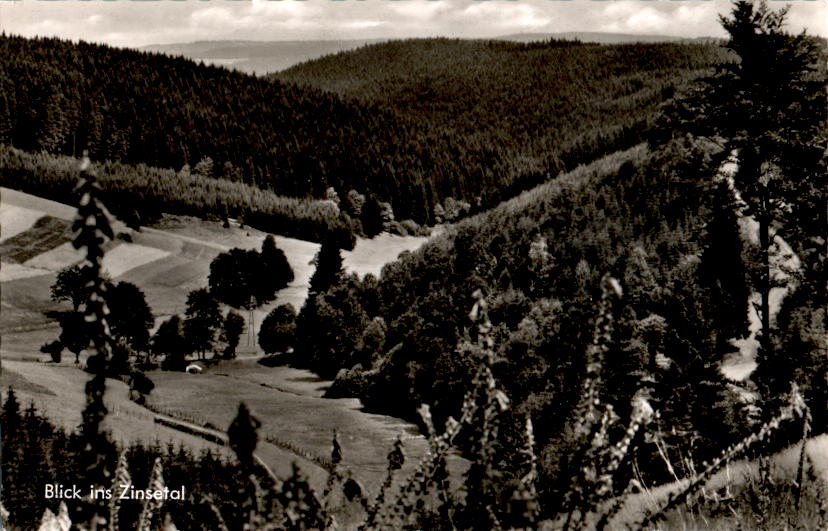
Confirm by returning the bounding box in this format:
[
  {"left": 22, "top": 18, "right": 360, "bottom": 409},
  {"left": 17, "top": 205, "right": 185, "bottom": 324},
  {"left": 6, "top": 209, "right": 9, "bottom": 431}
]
[{"left": 1, "top": 34, "right": 725, "bottom": 224}]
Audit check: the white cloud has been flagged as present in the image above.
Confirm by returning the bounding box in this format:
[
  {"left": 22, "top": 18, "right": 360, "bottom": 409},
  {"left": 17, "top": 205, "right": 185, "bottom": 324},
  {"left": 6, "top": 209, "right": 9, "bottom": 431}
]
[
  {"left": 462, "top": 2, "right": 552, "bottom": 31},
  {"left": 390, "top": 2, "right": 453, "bottom": 22},
  {"left": 1, "top": 0, "right": 825, "bottom": 47},
  {"left": 625, "top": 7, "right": 671, "bottom": 34}
]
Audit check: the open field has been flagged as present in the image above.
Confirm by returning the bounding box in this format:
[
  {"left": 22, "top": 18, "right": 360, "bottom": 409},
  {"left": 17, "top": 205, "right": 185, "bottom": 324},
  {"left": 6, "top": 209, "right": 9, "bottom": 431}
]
[
  {"left": 0, "top": 355, "right": 466, "bottom": 494},
  {"left": 147, "top": 360, "right": 467, "bottom": 492}
]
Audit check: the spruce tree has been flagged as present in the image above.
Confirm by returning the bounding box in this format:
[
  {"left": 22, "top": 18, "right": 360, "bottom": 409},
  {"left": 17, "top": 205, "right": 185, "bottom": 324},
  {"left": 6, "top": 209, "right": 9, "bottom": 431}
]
[
  {"left": 308, "top": 237, "right": 343, "bottom": 296},
  {"left": 663, "top": 0, "right": 826, "bottom": 363},
  {"left": 361, "top": 195, "right": 384, "bottom": 238},
  {"left": 261, "top": 234, "right": 294, "bottom": 297},
  {"left": 2, "top": 387, "right": 20, "bottom": 428}
]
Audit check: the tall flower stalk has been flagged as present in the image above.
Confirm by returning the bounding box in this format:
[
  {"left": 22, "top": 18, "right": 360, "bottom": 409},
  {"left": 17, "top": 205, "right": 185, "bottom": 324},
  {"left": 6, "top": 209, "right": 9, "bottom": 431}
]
[{"left": 72, "top": 154, "right": 116, "bottom": 527}]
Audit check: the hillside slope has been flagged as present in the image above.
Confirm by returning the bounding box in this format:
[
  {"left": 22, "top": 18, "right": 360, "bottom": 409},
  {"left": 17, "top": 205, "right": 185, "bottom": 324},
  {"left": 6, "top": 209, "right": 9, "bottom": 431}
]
[
  {"left": 292, "top": 132, "right": 823, "bottom": 505},
  {"left": 276, "top": 38, "right": 729, "bottom": 207}
]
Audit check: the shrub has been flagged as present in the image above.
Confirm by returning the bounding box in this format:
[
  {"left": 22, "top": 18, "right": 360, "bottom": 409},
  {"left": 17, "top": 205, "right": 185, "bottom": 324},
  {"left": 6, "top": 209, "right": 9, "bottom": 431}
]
[
  {"left": 258, "top": 304, "right": 296, "bottom": 355},
  {"left": 40, "top": 340, "right": 62, "bottom": 363}
]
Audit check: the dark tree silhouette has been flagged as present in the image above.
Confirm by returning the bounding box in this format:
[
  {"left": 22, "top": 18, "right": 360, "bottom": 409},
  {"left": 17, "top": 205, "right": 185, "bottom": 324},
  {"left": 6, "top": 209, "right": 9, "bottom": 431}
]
[
  {"left": 308, "top": 237, "right": 343, "bottom": 296},
  {"left": 153, "top": 315, "right": 188, "bottom": 370},
  {"left": 106, "top": 281, "right": 154, "bottom": 352},
  {"left": 221, "top": 310, "right": 246, "bottom": 359},
  {"left": 57, "top": 311, "right": 90, "bottom": 364},
  {"left": 360, "top": 195, "right": 384, "bottom": 238},
  {"left": 662, "top": 0, "right": 826, "bottom": 362},
  {"left": 258, "top": 304, "right": 297, "bottom": 355},
  {"left": 51, "top": 264, "right": 97, "bottom": 311},
  {"left": 209, "top": 249, "right": 264, "bottom": 310},
  {"left": 698, "top": 181, "right": 750, "bottom": 354},
  {"left": 260, "top": 235, "right": 294, "bottom": 296},
  {"left": 184, "top": 288, "right": 223, "bottom": 360}
]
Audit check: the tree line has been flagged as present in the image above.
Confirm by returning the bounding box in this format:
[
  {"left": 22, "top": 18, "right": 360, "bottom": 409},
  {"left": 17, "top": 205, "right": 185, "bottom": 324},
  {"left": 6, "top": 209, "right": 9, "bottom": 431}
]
[{"left": 0, "top": 145, "right": 356, "bottom": 246}]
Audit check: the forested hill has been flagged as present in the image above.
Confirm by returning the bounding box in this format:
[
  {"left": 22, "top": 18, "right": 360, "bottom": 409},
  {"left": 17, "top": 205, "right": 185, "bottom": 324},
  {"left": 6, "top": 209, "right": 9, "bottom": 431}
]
[
  {"left": 276, "top": 38, "right": 728, "bottom": 205},
  {"left": 1, "top": 35, "right": 725, "bottom": 224},
  {"left": 0, "top": 35, "right": 436, "bottom": 222}
]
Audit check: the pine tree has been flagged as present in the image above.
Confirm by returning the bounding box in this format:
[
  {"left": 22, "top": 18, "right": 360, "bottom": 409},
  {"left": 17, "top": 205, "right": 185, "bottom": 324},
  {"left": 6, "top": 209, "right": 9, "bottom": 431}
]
[{"left": 308, "top": 237, "right": 343, "bottom": 296}]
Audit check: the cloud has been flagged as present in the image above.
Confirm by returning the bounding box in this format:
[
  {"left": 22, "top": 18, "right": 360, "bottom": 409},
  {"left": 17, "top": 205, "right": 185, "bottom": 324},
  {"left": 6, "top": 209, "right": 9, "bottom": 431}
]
[
  {"left": 462, "top": 2, "right": 552, "bottom": 31},
  {"left": 1, "top": 0, "right": 825, "bottom": 48}
]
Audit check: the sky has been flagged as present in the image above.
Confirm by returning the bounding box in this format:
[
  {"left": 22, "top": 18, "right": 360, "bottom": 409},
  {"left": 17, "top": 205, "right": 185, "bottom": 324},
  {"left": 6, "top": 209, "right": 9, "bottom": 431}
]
[{"left": 1, "top": 0, "right": 826, "bottom": 48}]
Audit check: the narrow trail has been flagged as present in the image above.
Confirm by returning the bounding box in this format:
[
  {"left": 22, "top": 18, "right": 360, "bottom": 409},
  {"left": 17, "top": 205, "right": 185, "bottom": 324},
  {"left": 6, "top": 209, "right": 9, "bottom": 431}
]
[{"left": 716, "top": 151, "right": 800, "bottom": 381}]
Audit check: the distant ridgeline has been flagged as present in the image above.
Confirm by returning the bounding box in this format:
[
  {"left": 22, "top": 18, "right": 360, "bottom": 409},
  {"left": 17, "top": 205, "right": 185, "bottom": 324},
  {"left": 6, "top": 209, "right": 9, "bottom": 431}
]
[{"left": 0, "top": 34, "right": 726, "bottom": 224}]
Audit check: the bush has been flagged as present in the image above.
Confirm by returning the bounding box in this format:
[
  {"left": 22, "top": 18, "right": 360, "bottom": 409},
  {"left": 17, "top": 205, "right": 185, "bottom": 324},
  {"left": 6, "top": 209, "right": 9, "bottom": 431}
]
[
  {"left": 258, "top": 304, "right": 297, "bottom": 354},
  {"left": 40, "top": 341, "right": 62, "bottom": 363}
]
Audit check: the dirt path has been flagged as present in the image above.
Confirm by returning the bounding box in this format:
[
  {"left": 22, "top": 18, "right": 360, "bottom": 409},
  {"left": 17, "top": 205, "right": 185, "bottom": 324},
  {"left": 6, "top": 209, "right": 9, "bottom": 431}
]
[{"left": 717, "top": 152, "right": 800, "bottom": 381}]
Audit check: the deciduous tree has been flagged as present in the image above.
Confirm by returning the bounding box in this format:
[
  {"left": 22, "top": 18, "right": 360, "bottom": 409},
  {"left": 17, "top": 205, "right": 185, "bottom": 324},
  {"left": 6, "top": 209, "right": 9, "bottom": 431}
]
[
  {"left": 106, "top": 281, "right": 154, "bottom": 352},
  {"left": 221, "top": 310, "right": 246, "bottom": 359},
  {"left": 258, "top": 304, "right": 297, "bottom": 355},
  {"left": 153, "top": 315, "right": 188, "bottom": 370},
  {"left": 184, "top": 288, "right": 222, "bottom": 360},
  {"left": 51, "top": 264, "right": 96, "bottom": 311}
]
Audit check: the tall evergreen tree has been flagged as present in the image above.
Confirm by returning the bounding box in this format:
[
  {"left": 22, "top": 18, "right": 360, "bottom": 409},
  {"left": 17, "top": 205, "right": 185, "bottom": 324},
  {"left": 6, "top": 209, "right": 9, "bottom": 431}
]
[
  {"left": 2, "top": 387, "right": 20, "bottom": 428},
  {"left": 360, "top": 195, "right": 384, "bottom": 238},
  {"left": 261, "top": 234, "right": 294, "bottom": 296},
  {"left": 663, "top": 0, "right": 826, "bottom": 363},
  {"left": 308, "top": 237, "right": 344, "bottom": 296}
]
